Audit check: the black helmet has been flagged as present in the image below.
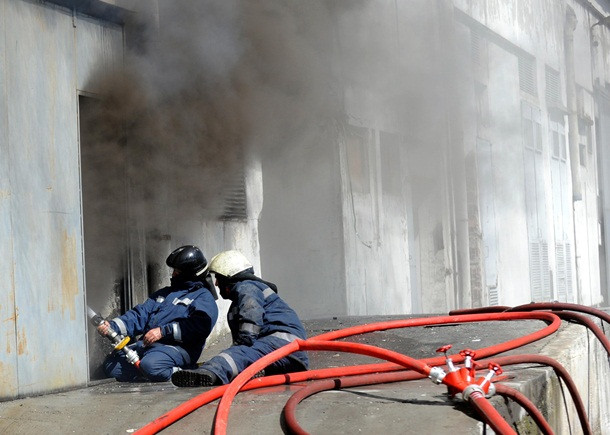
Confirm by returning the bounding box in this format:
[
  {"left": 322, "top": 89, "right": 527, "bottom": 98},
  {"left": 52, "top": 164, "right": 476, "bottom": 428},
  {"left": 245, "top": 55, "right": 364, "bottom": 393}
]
[{"left": 166, "top": 245, "right": 208, "bottom": 277}]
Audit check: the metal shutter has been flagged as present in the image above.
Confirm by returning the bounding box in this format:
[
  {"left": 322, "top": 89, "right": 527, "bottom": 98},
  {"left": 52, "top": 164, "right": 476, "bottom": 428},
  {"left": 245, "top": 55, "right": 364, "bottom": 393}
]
[
  {"left": 519, "top": 54, "right": 537, "bottom": 96},
  {"left": 220, "top": 166, "right": 247, "bottom": 220}
]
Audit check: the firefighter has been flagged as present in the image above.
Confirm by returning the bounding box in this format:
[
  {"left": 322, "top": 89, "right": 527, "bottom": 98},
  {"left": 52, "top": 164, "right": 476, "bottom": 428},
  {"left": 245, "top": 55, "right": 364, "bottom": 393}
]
[
  {"left": 171, "top": 250, "right": 309, "bottom": 387},
  {"left": 97, "top": 245, "right": 219, "bottom": 382}
]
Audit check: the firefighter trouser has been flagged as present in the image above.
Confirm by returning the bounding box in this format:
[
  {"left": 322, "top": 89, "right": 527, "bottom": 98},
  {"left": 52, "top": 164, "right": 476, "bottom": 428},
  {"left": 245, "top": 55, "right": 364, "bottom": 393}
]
[{"left": 201, "top": 332, "right": 309, "bottom": 384}]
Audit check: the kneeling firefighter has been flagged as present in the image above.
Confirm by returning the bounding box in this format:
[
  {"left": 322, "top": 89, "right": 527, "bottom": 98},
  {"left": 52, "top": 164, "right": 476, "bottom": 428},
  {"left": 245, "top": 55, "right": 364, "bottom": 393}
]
[
  {"left": 98, "top": 245, "right": 219, "bottom": 382},
  {"left": 172, "top": 250, "right": 309, "bottom": 387}
]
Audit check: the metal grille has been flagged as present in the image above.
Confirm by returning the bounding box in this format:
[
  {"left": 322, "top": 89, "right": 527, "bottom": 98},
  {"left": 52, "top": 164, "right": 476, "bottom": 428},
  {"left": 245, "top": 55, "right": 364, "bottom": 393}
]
[
  {"left": 488, "top": 286, "right": 499, "bottom": 306},
  {"left": 530, "top": 240, "right": 550, "bottom": 301},
  {"left": 545, "top": 66, "right": 561, "bottom": 106},
  {"left": 530, "top": 241, "right": 542, "bottom": 300},
  {"left": 220, "top": 166, "right": 247, "bottom": 220},
  {"left": 555, "top": 242, "right": 574, "bottom": 302},
  {"left": 556, "top": 243, "right": 566, "bottom": 301},
  {"left": 519, "top": 54, "right": 537, "bottom": 96},
  {"left": 565, "top": 243, "right": 573, "bottom": 301},
  {"left": 471, "top": 29, "right": 481, "bottom": 65}
]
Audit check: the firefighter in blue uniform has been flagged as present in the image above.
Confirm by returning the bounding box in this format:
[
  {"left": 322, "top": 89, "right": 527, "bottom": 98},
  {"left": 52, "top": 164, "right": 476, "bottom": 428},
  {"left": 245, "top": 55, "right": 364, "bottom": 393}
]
[
  {"left": 97, "top": 245, "right": 219, "bottom": 382},
  {"left": 171, "top": 250, "right": 308, "bottom": 386}
]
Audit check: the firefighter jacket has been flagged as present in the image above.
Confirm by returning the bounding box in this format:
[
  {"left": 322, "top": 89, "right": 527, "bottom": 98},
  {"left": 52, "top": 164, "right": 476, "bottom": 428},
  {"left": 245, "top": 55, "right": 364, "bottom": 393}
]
[
  {"left": 227, "top": 280, "right": 307, "bottom": 347},
  {"left": 109, "top": 280, "right": 218, "bottom": 364}
]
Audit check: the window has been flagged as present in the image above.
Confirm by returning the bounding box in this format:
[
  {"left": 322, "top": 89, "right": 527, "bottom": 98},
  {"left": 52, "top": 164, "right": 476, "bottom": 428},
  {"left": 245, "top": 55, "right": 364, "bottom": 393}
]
[
  {"left": 578, "top": 118, "right": 591, "bottom": 167},
  {"left": 549, "top": 114, "right": 573, "bottom": 301},
  {"left": 545, "top": 66, "right": 561, "bottom": 108},
  {"left": 522, "top": 101, "right": 551, "bottom": 301},
  {"left": 522, "top": 102, "right": 542, "bottom": 152},
  {"left": 549, "top": 117, "right": 567, "bottom": 162},
  {"left": 519, "top": 54, "right": 537, "bottom": 97}
]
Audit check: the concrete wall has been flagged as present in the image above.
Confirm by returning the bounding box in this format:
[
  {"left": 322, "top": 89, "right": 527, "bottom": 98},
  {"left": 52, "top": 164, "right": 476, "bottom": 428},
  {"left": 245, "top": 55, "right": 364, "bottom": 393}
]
[
  {"left": 525, "top": 322, "right": 610, "bottom": 434},
  {"left": 0, "top": 0, "right": 265, "bottom": 397},
  {"left": 570, "top": 2, "right": 603, "bottom": 306},
  {"left": 0, "top": 0, "right": 123, "bottom": 399},
  {"left": 256, "top": 0, "right": 456, "bottom": 317},
  {"left": 259, "top": 127, "right": 345, "bottom": 319},
  {"left": 480, "top": 41, "right": 532, "bottom": 307},
  {"left": 200, "top": 157, "right": 263, "bottom": 342},
  {"left": 257, "top": 0, "right": 610, "bottom": 318},
  {"left": 455, "top": 0, "right": 607, "bottom": 308}
]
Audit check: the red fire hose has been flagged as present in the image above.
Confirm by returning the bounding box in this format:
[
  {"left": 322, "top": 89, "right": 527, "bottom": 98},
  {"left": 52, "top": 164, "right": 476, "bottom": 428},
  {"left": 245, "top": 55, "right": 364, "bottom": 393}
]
[
  {"left": 282, "top": 353, "right": 588, "bottom": 435},
  {"left": 494, "top": 384, "right": 554, "bottom": 435},
  {"left": 553, "top": 311, "right": 610, "bottom": 355},
  {"left": 136, "top": 311, "right": 561, "bottom": 435},
  {"left": 214, "top": 339, "right": 435, "bottom": 434},
  {"left": 468, "top": 389, "right": 517, "bottom": 434},
  {"left": 451, "top": 303, "right": 610, "bottom": 359},
  {"left": 213, "top": 312, "right": 560, "bottom": 434},
  {"left": 282, "top": 370, "right": 427, "bottom": 435},
  {"left": 508, "top": 302, "right": 610, "bottom": 325},
  {"left": 283, "top": 375, "right": 539, "bottom": 435},
  {"left": 451, "top": 302, "right": 610, "bottom": 327},
  {"left": 218, "top": 339, "right": 517, "bottom": 435}
]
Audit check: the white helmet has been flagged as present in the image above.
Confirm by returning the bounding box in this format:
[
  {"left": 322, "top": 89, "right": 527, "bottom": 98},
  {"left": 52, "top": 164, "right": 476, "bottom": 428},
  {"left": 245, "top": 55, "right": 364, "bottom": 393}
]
[{"left": 208, "top": 250, "right": 253, "bottom": 278}]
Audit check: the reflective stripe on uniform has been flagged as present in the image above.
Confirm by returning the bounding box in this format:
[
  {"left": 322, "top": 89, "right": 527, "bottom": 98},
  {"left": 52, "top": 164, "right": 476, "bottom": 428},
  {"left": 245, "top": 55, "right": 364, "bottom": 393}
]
[
  {"left": 166, "top": 344, "right": 190, "bottom": 364},
  {"left": 112, "top": 317, "right": 128, "bottom": 336},
  {"left": 218, "top": 352, "right": 239, "bottom": 379},
  {"left": 262, "top": 287, "right": 275, "bottom": 299},
  {"left": 239, "top": 322, "right": 261, "bottom": 334},
  {"left": 172, "top": 322, "right": 182, "bottom": 342},
  {"left": 172, "top": 297, "right": 194, "bottom": 306},
  {"left": 269, "top": 331, "right": 301, "bottom": 343}
]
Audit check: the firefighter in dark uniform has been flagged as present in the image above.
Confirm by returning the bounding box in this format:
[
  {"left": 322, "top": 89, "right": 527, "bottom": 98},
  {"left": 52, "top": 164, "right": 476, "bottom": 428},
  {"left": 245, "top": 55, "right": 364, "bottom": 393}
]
[
  {"left": 171, "top": 250, "right": 308, "bottom": 386},
  {"left": 97, "top": 245, "right": 218, "bottom": 382}
]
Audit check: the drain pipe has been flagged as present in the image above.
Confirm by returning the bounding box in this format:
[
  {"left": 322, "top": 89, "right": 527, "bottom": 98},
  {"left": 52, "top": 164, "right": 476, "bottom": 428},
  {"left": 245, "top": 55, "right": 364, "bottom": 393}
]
[{"left": 565, "top": 5, "right": 583, "bottom": 303}]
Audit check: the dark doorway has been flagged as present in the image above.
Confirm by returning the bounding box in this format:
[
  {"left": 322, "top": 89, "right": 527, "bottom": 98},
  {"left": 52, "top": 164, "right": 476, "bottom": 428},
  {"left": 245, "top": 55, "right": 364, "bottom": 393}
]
[{"left": 79, "top": 95, "right": 129, "bottom": 380}]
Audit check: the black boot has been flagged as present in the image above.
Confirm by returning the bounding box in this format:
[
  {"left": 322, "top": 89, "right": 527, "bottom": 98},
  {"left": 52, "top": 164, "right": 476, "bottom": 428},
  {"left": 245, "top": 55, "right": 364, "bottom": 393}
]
[{"left": 171, "top": 368, "right": 219, "bottom": 387}]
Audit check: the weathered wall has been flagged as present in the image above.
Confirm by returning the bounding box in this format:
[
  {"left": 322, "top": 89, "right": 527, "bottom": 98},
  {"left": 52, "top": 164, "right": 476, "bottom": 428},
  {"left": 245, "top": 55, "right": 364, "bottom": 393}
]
[
  {"left": 481, "top": 42, "right": 532, "bottom": 307},
  {"left": 533, "top": 321, "right": 610, "bottom": 434},
  {"left": 259, "top": 127, "right": 345, "bottom": 320},
  {"left": 0, "top": 0, "right": 124, "bottom": 399},
  {"left": 0, "top": 0, "right": 17, "bottom": 399},
  {"left": 570, "top": 2, "right": 603, "bottom": 306},
  {"left": 455, "top": 0, "right": 605, "bottom": 307},
  {"left": 200, "top": 157, "right": 263, "bottom": 341},
  {"left": 336, "top": 0, "right": 451, "bottom": 316}
]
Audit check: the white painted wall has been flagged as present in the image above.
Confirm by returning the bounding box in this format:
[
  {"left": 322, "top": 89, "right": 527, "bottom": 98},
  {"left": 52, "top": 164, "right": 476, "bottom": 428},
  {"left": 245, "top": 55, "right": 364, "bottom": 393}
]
[
  {"left": 456, "top": 0, "right": 606, "bottom": 307},
  {"left": 259, "top": 127, "right": 345, "bottom": 320},
  {"left": 483, "top": 43, "right": 532, "bottom": 306}
]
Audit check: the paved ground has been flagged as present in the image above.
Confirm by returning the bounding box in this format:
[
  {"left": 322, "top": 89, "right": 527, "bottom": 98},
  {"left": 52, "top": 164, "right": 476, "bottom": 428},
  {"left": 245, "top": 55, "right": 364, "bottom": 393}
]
[{"left": 0, "top": 314, "right": 591, "bottom": 434}]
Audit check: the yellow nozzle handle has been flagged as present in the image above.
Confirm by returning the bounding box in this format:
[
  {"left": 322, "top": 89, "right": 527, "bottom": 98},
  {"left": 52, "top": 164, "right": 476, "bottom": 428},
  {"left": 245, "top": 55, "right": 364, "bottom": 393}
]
[{"left": 114, "top": 336, "right": 131, "bottom": 351}]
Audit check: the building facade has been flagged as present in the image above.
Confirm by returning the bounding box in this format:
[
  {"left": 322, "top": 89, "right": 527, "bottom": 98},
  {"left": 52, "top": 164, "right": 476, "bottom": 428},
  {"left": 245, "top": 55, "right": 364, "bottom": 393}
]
[{"left": 2, "top": 0, "right": 610, "bottom": 399}]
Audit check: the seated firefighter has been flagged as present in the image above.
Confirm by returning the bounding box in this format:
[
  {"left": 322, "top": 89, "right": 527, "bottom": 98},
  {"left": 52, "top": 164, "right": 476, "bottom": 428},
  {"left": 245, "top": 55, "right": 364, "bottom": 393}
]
[
  {"left": 97, "top": 245, "right": 219, "bottom": 382},
  {"left": 171, "top": 250, "right": 309, "bottom": 387}
]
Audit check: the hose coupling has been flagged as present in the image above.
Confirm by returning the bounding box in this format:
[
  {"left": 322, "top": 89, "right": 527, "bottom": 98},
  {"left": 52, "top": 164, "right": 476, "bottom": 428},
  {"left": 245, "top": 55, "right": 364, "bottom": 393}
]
[
  {"left": 428, "top": 366, "right": 447, "bottom": 384},
  {"left": 124, "top": 347, "right": 140, "bottom": 366},
  {"left": 462, "top": 384, "right": 485, "bottom": 401}
]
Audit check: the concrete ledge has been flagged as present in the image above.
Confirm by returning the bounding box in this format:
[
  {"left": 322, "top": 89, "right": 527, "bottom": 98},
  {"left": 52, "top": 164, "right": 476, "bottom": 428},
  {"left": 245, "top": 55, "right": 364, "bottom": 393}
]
[{"left": 0, "top": 315, "right": 608, "bottom": 433}]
